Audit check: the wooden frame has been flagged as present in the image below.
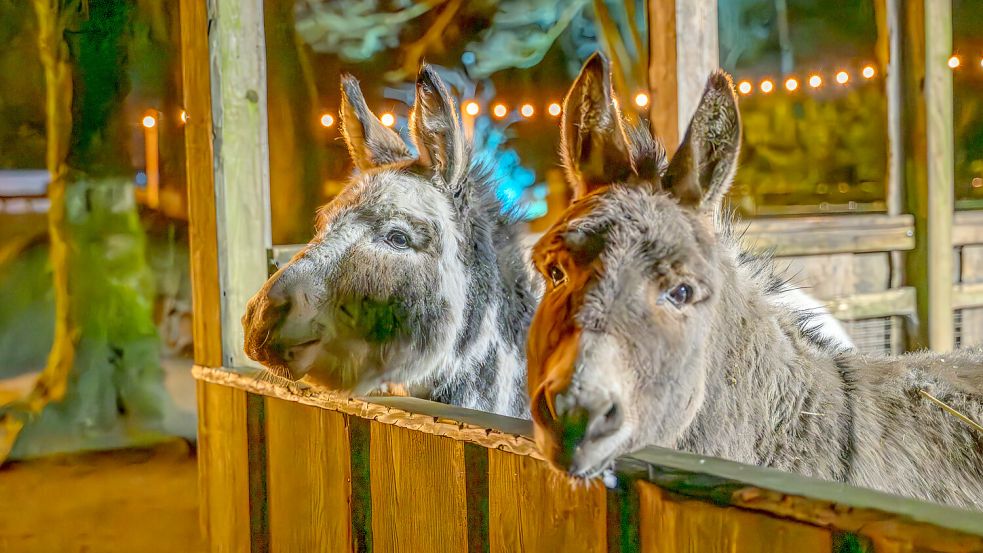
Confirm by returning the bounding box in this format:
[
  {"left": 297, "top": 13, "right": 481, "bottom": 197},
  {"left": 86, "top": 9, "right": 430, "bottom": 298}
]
[{"left": 180, "top": 0, "right": 983, "bottom": 550}]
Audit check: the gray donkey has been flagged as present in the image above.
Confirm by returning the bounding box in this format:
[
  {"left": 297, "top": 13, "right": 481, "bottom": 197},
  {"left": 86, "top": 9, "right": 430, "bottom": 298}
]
[
  {"left": 242, "top": 66, "right": 536, "bottom": 417},
  {"left": 529, "top": 53, "right": 983, "bottom": 509}
]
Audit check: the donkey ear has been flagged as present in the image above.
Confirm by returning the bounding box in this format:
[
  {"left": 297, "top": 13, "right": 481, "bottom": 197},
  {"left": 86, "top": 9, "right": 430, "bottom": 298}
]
[
  {"left": 409, "top": 65, "right": 467, "bottom": 185},
  {"left": 662, "top": 70, "right": 741, "bottom": 211},
  {"left": 561, "top": 52, "right": 635, "bottom": 199},
  {"left": 340, "top": 75, "right": 413, "bottom": 171}
]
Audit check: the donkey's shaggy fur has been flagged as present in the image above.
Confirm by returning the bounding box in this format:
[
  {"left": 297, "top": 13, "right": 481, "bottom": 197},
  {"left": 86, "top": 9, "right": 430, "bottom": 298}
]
[
  {"left": 529, "top": 53, "right": 983, "bottom": 509},
  {"left": 242, "top": 67, "right": 535, "bottom": 417}
]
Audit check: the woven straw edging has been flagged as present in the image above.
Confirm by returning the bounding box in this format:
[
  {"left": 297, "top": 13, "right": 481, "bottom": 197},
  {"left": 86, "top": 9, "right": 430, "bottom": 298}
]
[{"left": 192, "top": 365, "right": 543, "bottom": 459}]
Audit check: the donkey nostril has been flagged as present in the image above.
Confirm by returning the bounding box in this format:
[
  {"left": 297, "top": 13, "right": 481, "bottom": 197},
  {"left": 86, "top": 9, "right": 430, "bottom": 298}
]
[{"left": 590, "top": 401, "right": 623, "bottom": 440}]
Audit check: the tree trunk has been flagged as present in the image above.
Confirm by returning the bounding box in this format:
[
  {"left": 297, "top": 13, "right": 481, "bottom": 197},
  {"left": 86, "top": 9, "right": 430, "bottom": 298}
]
[{"left": 1, "top": 0, "right": 171, "bottom": 461}]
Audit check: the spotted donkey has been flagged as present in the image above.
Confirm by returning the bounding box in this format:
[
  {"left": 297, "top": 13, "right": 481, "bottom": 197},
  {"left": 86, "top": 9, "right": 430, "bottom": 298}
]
[
  {"left": 529, "top": 53, "right": 983, "bottom": 508},
  {"left": 242, "top": 66, "right": 536, "bottom": 417}
]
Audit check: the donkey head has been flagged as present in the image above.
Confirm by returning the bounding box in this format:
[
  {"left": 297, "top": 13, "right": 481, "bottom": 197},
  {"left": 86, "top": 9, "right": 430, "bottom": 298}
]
[
  {"left": 243, "top": 66, "right": 485, "bottom": 395},
  {"left": 528, "top": 53, "right": 741, "bottom": 477}
]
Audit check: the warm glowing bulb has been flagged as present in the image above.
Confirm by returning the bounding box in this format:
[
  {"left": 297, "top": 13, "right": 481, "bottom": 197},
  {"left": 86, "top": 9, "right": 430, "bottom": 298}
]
[
  {"left": 759, "top": 79, "right": 774, "bottom": 94},
  {"left": 180, "top": 110, "right": 188, "bottom": 123},
  {"left": 784, "top": 78, "right": 798, "bottom": 92},
  {"left": 980, "top": 57, "right": 983, "bottom": 69},
  {"left": 320, "top": 113, "right": 334, "bottom": 127},
  {"left": 737, "top": 81, "right": 753, "bottom": 95},
  {"left": 633, "top": 92, "right": 650, "bottom": 107},
  {"left": 835, "top": 71, "right": 849, "bottom": 84},
  {"left": 548, "top": 102, "right": 562, "bottom": 116},
  {"left": 808, "top": 74, "right": 823, "bottom": 88},
  {"left": 520, "top": 104, "right": 534, "bottom": 118},
  {"left": 142, "top": 115, "right": 156, "bottom": 129},
  {"left": 948, "top": 55, "right": 961, "bottom": 69},
  {"left": 463, "top": 101, "right": 480, "bottom": 116},
  {"left": 380, "top": 113, "right": 396, "bottom": 127},
  {"left": 862, "top": 65, "right": 876, "bottom": 79},
  {"left": 493, "top": 104, "right": 507, "bottom": 118}
]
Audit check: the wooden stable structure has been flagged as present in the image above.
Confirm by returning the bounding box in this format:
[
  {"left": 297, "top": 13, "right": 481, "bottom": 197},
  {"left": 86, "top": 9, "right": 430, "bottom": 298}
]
[{"left": 179, "top": 0, "right": 983, "bottom": 551}]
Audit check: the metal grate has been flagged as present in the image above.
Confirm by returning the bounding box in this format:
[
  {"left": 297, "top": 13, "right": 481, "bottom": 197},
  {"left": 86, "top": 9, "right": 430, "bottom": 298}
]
[
  {"left": 955, "top": 309, "right": 964, "bottom": 349},
  {"left": 843, "top": 316, "right": 896, "bottom": 356}
]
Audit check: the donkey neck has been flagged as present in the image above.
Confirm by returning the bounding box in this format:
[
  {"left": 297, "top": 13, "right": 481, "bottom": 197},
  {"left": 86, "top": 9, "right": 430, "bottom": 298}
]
[
  {"left": 677, "top": 246, "right": 852, "bottom": 480},
  {"left": 428, "top": 193, "right": 535, "bottom": 418}
]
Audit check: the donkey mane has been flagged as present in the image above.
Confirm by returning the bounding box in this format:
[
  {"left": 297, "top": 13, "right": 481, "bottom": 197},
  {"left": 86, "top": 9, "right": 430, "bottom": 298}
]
[{"left": 427, "top": 157, "right": 537, "bottom": 416}]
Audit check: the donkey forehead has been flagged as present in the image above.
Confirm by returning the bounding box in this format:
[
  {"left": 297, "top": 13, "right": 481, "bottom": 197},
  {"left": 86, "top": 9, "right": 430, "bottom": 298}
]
[
  {"left": 318, "top": 169, "right": 456, "bottom": 233},
  {"left": 542, "top": 188, "right": 699, "bottom": 261}
]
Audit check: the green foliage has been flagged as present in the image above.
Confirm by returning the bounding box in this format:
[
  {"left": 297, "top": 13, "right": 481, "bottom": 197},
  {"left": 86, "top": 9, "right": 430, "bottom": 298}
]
[{"left": 732, "top": 86, "right": 887, "bottom": 215}]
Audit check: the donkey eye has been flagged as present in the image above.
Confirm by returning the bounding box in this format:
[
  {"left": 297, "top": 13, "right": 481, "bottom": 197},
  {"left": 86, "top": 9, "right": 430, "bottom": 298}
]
[
  {"left": 547, "top": 264, "right": 567, "bottom": 286},
  {"left": 385, "top": 230, "right": 410, "bottom": 250},
  {"left": 667, "top": 284, "right": 693, "bottom": 306}
]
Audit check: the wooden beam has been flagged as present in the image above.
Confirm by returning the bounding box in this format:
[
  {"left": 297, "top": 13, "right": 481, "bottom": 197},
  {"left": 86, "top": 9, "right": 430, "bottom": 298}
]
[
  {"left": 952, "top": 282, "right": 983, "bottom": 310},
  {"left": 901, "top": 0, "right": 955, "bottom": 350},
  {"left": 953, "top": 210, "right": 983, "bottom": 245},
  {"left": 196, "top": 381, "right": 252, "bottom": 552},
  {"left": 825, "top": 288, "right": 916, "bottom": 321},
  {"left": 742, "top": 214, "right": 914, "bottom": 256},
  {"left": 648, "top": 0, "right": 678, "bottom": 150},
  {"left": 179, "top": 0, "right": 222, "bottom": 368},
  {"left": 208, "top": 0, "right": 273, "bottom": 369},
  {"left": 673, "top": 0, "right": 718, "bottom": 139}
]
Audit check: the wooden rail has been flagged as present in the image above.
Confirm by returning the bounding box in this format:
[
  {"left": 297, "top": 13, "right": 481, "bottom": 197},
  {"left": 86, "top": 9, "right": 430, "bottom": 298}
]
[{"left": 194, "top": 366, "right": 983, "bottom": 553}]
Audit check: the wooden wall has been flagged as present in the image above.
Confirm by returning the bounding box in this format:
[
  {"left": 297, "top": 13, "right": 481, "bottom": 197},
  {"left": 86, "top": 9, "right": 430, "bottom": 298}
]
[{"left": 192, "top": 368, "right": 983, "bottom": 553}]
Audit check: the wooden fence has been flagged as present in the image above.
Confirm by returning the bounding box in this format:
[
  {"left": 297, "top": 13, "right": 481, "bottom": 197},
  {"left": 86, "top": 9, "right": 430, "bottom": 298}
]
[{"left": 194, "top": 366, "right": 983, "bottom": 552}]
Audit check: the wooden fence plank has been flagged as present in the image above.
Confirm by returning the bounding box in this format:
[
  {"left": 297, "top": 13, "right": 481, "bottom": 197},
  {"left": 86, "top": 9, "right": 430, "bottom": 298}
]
[
  {"left": 197, "top": 381, "right": 252, "bottom": 553},
  {"left": 265, "top": 398, "right": 352, "bottom": 553},
  {"left": 369, "top": 422, "right": 469, "bottom": 552},
  {"left": 488, "top": 450, "right": 606, "bottom": 553},
  {"left": 637, "top": 482, "right": 831, "bottom": 553}
]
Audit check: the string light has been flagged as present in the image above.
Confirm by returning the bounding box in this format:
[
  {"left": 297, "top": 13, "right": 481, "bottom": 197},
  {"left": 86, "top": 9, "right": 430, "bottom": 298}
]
[
  {"left": 760, "top": 79, "right": 774, "bottom": 94},
  {"left": 784, "top": 77, "right": 798, "bottom": 92},
  {"left": 547, "top": 102, "right": 562, "bottom": 117},
  {"left": 142, "top": 115, "right": 156, "bottom": 129},
  {"left": 492, "top": 104, "right": 508, "bottom": 118},
  {"left": 862, "top": 65, "right": 876, "bottom": 79},
  {"left": 179, "top": 110, "right": 188, "bottom": 124},
  {"left": 380, "top": 113, "right": 396, "bottom": 127},
  {"left": 835, "top": 71, "right": 850, "bottom": 84},
  {"left": 738, "top": 81, "right": 753, "bottom": 95},
  {"left": 634, "top": 92, "right": 650, "bottom": 108},
  {"left": 808, "top": 74, "right": 823, "bottom": 88},
  {"left": 980, "top": 57, "right": 983, "bottom": 69},
  {"left": 320, "top": 113, "right": 334, "bottom": 128},
  {"left": 463, "top": 101, "right": 480, "bottom": 116},
  {"left": 520, "top": 104, "right": 535, "bottom": 118},
  {"left": 948, "top": 55, "right": 961, "bottom": 69}
]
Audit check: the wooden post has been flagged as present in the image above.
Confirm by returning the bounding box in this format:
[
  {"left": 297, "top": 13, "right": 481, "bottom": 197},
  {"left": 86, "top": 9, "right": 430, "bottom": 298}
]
[
  {"left": 902, "top": 0, "right": 954, "bottom": 351},
  {"left": 648, "top": 0, "right": 718, "bottom": 155},
  {"left": 179, "top": 0, "right": 222, "bottom": 368},
  {"left": 207, "top": 0, "right": 273, "bottom": 369}
]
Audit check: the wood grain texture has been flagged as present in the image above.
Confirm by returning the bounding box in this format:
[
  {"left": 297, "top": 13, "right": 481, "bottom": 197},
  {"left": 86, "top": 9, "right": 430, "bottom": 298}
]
[
  {"left": 488, "top": 449, "right": 606, "bottom": 553},
  {"left": 265, "top": 397, "right": 352, "bottom": 552},
  {"left": 197, "top": 380, "right": 252, "bottom": 552},
  {"left": 673, "top": 0, "right": 718, "bottom": 140},
  {"left": 208, "top": 0, "right": 272, "bottom": 369},
  {"left": 369, "top": 422, "right": 468, "bottom": 552},
  {"left": 648, "top": 0, "right": 678, "bottom": 151},
  {"left": 637, "top": 482, "right": 831, "bottom": 553},
  {"left": 179, "top": 0, "right": 223, "bottom": 368},
  {"left": 742, "top": 215, "right": 914, "bottom": 257}
]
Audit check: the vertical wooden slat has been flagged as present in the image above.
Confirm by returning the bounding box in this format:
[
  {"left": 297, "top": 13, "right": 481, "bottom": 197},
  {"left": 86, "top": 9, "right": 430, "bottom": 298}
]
[
  {"left": 265, "top": 398, "right": 352, "bottom": 552},
  {"left": 673, "top": 0, "right": 718, "bottom": 138},
  {"left": 488, "top": 451, "right": 606, "bottom": 553},
  {"left": 349, "top": 417, "right": 373, "bottom": 553},
  {"left": 464, "top": 443, "right": 490, "bottom": 553},
  {"left": 246, "top": 394, "right": 270, "bottom": 553},
  {"left": 637, "top": 482, "right": 831, "bottom": 553},
  {"left": 179, "top": 0, "right": 222, "bottom": 368},
  {"left": 369, "top": 423, "right": 469, "bottom": 552},
  {"left": 207, "top": 0, "right": 273, "bottom": 369},
  {"left": 902, "top": 0, "right": 955, "bottom": 350},
  {"left": 196, "top": 381, "right": 252, "bottom": 553},
  {"left": 648, "top": 0, "right": 678, "bottom": 151}
]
